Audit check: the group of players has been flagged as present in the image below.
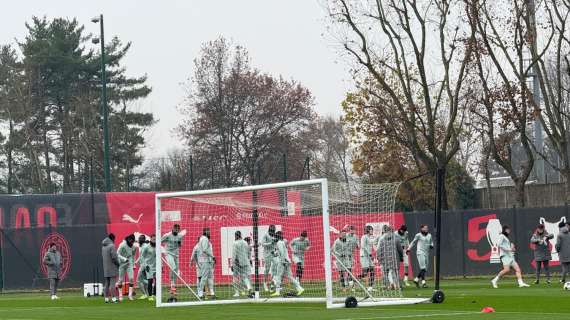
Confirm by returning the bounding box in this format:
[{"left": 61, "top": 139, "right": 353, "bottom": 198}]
[
  {"left": 490, "top": 221, "right": 570, "bottom": 289},
  {"left": 97, "top": 222, "right": 434, "bottom": 303},
  {"left": 43, "top": 218, "right": 570, "bottom": 303},
  {"left": 100, "top": 233, "right": 157, "bottom": 303},
  {"left": 161, "top": 224, "right": 310, "bottom": 300},
  {"left": 332, "top": 224, "right": 433, "bottom": 293}
]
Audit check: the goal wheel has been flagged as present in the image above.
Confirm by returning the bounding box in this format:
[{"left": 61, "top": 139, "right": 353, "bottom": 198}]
[
  {"left": 345, "top": 296, "right": 358, "bottom": 308},
  {"left": 86, "top": 293, "right": 91, "bottom": 298},
  {"left": 167, "top": 296, "right": 178, "bottom": 303},
  {"left": 432, "top": 290, "right": 445, "bottom": 304}
]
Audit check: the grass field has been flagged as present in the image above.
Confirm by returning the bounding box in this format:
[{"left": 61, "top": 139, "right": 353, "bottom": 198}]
[{"left": 1, "top": 278, "right": 570, "bottom": 320}]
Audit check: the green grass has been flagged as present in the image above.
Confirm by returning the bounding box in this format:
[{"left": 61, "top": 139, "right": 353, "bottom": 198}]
[{"left": 1, "top": 278, "right": 570, "bottom": 320}]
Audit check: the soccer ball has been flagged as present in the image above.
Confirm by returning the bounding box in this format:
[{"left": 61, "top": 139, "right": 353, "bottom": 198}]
[{"left": 564, "top": 282, "right": 570, "bottom": 290}]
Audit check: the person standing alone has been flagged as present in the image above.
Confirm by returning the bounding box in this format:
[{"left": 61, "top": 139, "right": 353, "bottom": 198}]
[
  {"left": 102, "top": 233, "right": 119, "bottom": 303},
  {"left": 43, "top": 243, "right": 62, "bottom": 300}
]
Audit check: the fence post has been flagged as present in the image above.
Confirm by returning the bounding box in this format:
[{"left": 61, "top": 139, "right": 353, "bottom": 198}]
[
  {"left": 125, "top": 159, "right": 130, "bottom": 192},
  {"left": 90, "top": 157, "right": 96, "bottom": 224},
  {"left": 256, "top": 162, "right": 262, "bottom": 185},
  {"left": 167, "top": 170, "right": 172, "bottom": 191},
  {"left": 460, "top": 212, "right": 466, "bottom": 278},
  {"left": 0, "top": 229, "right": 3, "bottom": 291},
  {"left": 303, "top": 156, "right": 311, "bottom": 180},
  {"left": 282, "top": 153, "right": 288, "bottom": 182},
  {"left": 188, "top": 155, "right": 194, "bottom": 191},
  {"left": 211, "top": 166, "right": 215, "bottom": 189}
]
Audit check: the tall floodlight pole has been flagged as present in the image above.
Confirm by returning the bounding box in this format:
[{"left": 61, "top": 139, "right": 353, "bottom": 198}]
[
  {"left": 527, "top": 0, "right": 545, "bottom": 183},
  {"left": 92, "top": 14, "right": 112, "bottom": 192}
]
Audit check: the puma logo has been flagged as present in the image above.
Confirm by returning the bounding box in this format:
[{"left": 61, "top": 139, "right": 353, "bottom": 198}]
[{"left": 122, "top": 213, "right": 143, "bottom": 224}]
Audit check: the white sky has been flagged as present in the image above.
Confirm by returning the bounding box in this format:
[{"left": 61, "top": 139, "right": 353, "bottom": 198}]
[{"left": 1, "top": 0, "right": 349, "bottom": 159}]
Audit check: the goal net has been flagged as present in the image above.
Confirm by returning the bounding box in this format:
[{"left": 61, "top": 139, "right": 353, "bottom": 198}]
[
  {"left": 326, "top": 182, "right": 428, "bottom": 308},
  {"left": 155, "top": 179, "right": 429, "bottom": 307}
]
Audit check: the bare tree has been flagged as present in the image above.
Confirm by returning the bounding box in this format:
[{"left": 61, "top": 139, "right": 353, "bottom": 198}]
[
  {"left": 178, "top": 37, "right": 315, "bottom": 187},
  {"left": 309, "top": 116, "right": 353, "bottom": 185},
  {"left": 527, "top": 0, "right": 570, "bottom": 200},
  {"left": 326, "top": 0, "right": 476, "bottom": 208},
  {"left": 467, "top": 0, "right": 555, "bottom": 206}
]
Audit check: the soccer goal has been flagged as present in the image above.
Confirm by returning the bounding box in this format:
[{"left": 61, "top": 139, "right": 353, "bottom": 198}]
[{"left": 155, "top": 178, "right": 429, "bottom": 308}]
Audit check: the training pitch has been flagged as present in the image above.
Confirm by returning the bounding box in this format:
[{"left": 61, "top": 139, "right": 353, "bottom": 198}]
[{"left": 1, "top": 278, "right": 569, "bottom": 320}]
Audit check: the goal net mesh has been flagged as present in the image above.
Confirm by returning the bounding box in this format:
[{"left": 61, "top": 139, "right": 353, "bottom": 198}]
[
  {"left": 327, "top": 181, "right": 406, "bottom": 307},
  {"left": 156, "top": 179, "right": 414, "bottom": 307}
]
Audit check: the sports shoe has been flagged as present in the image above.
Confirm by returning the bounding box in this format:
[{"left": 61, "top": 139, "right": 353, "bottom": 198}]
[
  {"left": 51, "top": 295, "right": 56, "bottom": 300},
  {"left": 138, "top": 294, "right": 148, "bottom": 300},
  {"left": 128, "top": 296, "right": 134, "bottom": 301},
  {"left": 270, "top": 291, "right": 281, "bottom": 297},
  {"left": 421, "top": 283, "right": 428, "bottom": 288},
  {"left": 297, "top": 287, "right": 305, "bottom": 296},
  {"left": 54, "top": 295, "right": 59, "bottom": 300},
  {"left": 233, "top": 292, "right": 240, "bottom": 297},
  {"left": 413, "top": 278, "right": 420, "bottom": 288},
  {"left": 112, "top": 297, "right": 118, "bottom": 303},
  {"left": 263, "top": 283, "right": 269, "bottom": 292},
  {"left": 547, "top": 280, "right": 552, "bottom": 285},
  {"left": 148, "top": 296, "right": 155, "bottom": 302},
  {"left": 519, "top": 282, "right": 530, "bottom": 288},
  {"left": 491, "top": 278, "right": 498, "bottom": 288},
  {"left": 404, "top": 279, "right": 410, "bottom": 287},
  {"left": 534, "top": 280, "right": 539, "bottom": 285},
  {"left": 104, "top": 298, "right": 109, "bottom": 303}
]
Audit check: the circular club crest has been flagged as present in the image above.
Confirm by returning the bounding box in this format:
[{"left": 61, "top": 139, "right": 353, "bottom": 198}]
[{"left": 40, "top": 233, "right": 71, "bottom": 280}]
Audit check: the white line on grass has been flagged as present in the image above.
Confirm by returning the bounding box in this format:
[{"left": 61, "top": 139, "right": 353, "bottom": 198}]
[{"left": 335, "top": 311, "right": 480, "bottom": 320}]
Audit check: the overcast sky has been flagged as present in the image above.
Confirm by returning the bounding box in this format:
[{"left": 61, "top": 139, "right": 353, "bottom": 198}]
[{"left": 1, "top": 0, "right": 349, "bottom": 159}]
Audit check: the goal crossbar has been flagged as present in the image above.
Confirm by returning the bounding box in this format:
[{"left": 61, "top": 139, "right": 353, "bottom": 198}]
[{"left": 156, "top": 178, "right": 328, "bottom": 199}]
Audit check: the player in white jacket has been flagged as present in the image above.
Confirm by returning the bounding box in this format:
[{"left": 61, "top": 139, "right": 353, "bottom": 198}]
[
  {"left": 408, "top": 225, "right": 433, "bottom": 288},
  {"left": 491, "top": 225, "right": 530, "bottom": 288},
  {"left": 161, "top": 224, "right": 185, "bottom": 297},
  {"left": 232, "top": 231, "right": 252, "bottom": 297},
  {"left": 359, "top": 225, "right": 375, "bottom": 291},
  {"left": 116, "top": 234, "right": 136, "bottom": 301},
  {"left": 197, "top": 228, "right": 216, "bottom": 298},
  {"left": 270, "top": 231, "right": 304, "bottom": 297}
]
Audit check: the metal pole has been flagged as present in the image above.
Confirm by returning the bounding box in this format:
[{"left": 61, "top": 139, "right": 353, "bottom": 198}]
[
  {"left": 432, "top": 167, "right": 444, "bottom": 303},
  {"left": 99, "top": 14, "right": 112, "bottom": 192},
  {"left": 307, "top": 157, "right": 311, "bottom": 179},
  {"left": 282, "top": 153, "right": 288, "bottom": 182},
  {"left": 125, "top": 158, "right": 130, "bottom": 192},
  {"left": 188, "top": 155, "right": 194, "bottom": 191},
  {"left": 527, "top": 0, "right": 544, "bottom": 184},
  {"left": 90, "top": 157, "right": 95, "bottom": 224},
  {"left": 256, "top": 162, "right": 261, "bottom": 185},
  {"left": 211, "top": 166, "right": 215, "bottom": 188},
  {"left": 252, "top": 190, "right": 260, "bottom": 297}
]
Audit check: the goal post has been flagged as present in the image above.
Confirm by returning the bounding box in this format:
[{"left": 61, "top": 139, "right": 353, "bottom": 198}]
[
  {"left": 155, "top": 179, "right": 329, "bottom": 307},
  {"left": 155, "top": 178, "right": 429, "bottom": 308}
]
